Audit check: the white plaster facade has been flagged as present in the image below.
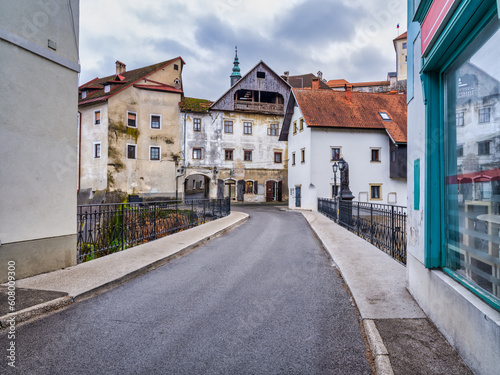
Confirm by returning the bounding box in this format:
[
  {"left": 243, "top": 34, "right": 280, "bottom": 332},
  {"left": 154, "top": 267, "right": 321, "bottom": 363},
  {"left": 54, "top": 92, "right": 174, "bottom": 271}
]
[
  {"left": 0, "top": 0, "right": 80, "bottom": 281},
  {"left": 287, "top": 98, "right": 407, "bottom": 211},
  {"left": 182, "top": 109, "right": 287, "bottom": 202}
]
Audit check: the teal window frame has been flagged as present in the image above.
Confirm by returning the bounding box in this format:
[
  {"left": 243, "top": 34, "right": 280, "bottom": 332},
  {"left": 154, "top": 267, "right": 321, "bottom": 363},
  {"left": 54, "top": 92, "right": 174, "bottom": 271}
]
[{"left": 417, "top": 0, "right": 500, "bottom": 311}]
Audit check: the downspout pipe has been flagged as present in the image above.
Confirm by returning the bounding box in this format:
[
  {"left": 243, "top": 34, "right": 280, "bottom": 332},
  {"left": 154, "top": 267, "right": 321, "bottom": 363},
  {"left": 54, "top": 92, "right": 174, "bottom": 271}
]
[
  {"left": 78, "top": 110, "right": 82, "bottom": 194},
  {"left": 175, "top": 111, "right": 187, "bottom": 201}
]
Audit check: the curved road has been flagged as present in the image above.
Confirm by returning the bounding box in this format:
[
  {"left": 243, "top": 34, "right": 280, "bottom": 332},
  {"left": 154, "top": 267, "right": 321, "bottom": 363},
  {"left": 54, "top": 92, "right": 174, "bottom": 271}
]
[{"left": 1, "top": 206, "right": 372, "bottom": 374}]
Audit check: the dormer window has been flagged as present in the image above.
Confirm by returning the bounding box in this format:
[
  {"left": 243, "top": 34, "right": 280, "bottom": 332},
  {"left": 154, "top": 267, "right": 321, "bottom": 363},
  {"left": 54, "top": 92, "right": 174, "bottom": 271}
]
[
  {"left": 81, "top": 90, "right": 87, "bottom": 99},
  {"left": 379, "top": 112, "right": 391, "bottom": 121},
  {"left": 104, "top": 85, "right": 110, "bottom": 93}
]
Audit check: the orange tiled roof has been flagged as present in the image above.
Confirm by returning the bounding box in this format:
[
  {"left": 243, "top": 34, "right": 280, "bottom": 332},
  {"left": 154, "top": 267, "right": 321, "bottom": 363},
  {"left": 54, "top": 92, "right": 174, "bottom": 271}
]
[
  {"left": 293, "top": 88, "right": 407, "bottom": 143},
  {"left": 327, "top": 79, "right": 350, "bottom": 88},
  {"left": 394, "top": 31, "right": 407, "bottom": 41},
  {"left": 353, "top": 80, "right": 390, "bottom": 87}
]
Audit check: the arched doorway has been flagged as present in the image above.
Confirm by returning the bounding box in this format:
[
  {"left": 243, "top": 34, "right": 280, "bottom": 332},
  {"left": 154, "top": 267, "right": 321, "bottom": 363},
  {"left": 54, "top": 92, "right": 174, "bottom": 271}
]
[{"left": 184, "top": 174, "right": 210, "bottom": 201}]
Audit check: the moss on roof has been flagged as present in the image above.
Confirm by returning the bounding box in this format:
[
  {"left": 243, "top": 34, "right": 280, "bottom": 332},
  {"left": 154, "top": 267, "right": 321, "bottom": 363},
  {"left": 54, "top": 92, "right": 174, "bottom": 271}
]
[{"left": 179, "top": 97, "right": 213, "bottom": 113}]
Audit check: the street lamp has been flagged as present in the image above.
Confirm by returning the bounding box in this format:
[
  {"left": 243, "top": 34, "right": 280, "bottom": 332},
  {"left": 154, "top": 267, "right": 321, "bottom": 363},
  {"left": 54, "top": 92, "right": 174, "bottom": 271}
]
[{"left": 332, "top": 162, "right": 338, "bottom": 199}]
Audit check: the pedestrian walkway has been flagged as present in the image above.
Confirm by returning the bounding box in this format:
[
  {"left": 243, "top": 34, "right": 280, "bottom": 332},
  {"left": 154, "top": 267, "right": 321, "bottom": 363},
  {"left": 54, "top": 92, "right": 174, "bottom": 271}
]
[
  {"left": 302, "top": 210, "right": 473, "bottom": 375},
  {"left": 0, "top": 212, "right": 248, "bottom": 326}
]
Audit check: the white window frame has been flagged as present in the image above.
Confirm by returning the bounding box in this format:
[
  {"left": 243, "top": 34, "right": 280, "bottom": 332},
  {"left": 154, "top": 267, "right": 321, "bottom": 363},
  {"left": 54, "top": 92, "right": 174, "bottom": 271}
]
[
  {"left": 193, "top": 118, "right": 202, "bottom": 132},
  {"left": 93, "top": 141, "right": 101, "bottom": 159},
  {"left": 126, "top": 143, "right": 137, "bottom": 160},
  {"left": 81, "top": 90, "right": 87, "bottom": 99},
  {"left": 127, "top": 111, "right": 137, "bottom": 128},
  {"left": 149, "top": 146, "right": 161, "bottom": 161},
  {"left": 150, "top": 114, "right": 161, "bottom": 129},
  {"left": 94, "top": 110, "right": 101, "bottom": 125},
  {"left": 104, "top": 85, "right": 110, "bottom": 93},
  {"left": 193, "top": 148, "right": 202, "bottom": 160}
]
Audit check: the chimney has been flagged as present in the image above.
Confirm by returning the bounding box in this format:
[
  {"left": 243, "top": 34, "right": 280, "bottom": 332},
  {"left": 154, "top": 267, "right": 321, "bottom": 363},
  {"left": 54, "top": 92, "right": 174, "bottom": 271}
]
[
  {"left": 312, "top": 77, "right": 320, "bottom": 90},
  {"left": 115, "top": 60, "right": 126, "bottom": 75},
  {"left": 345, "top": 84, "right": 352, "bottom": 102}
]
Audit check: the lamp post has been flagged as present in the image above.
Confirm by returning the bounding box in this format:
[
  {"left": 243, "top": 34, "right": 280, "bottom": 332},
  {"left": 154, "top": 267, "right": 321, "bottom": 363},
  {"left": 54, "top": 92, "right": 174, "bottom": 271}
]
[{"left": 332, "top": 162, "right": 338, "bottom": 199}]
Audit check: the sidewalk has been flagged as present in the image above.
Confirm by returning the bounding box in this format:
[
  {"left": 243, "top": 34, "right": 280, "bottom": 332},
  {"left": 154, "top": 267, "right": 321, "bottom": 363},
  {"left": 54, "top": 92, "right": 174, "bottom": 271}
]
[
  {"left": 302, "top": 210, "right": 473, "bottom": 375},
  {"left": 0, "top": 212, "right": 248, "bottom": 327}
]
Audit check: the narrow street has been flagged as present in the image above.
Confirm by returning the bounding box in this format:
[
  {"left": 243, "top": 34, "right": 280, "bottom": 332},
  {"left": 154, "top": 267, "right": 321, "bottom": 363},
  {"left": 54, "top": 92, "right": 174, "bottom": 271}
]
[{"left": 1, "top": 206, "right": 372, "bottom": 374}]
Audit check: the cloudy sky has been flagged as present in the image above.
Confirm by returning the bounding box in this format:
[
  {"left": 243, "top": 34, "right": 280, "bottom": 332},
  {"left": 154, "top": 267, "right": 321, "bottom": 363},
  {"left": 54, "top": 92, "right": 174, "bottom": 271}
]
[{"left": 79, "top": 0, "right": 407, "bottom": 100}]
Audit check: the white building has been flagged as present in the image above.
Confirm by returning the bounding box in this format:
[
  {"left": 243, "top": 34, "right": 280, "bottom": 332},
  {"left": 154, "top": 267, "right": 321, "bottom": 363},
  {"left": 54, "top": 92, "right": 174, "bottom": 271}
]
[
  {"left": 180, "top": 60, "right": 292, "bottom": 202},
  {"left": 0, "top": 0, "right": 80, "bottom": 281},
  {"left": 280, "top": 87, "right": 407, "bottom": 210}
]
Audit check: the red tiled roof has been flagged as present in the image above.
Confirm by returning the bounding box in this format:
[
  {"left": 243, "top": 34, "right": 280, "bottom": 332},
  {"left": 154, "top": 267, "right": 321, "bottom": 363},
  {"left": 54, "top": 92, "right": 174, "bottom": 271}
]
[
  {"left": 78, "top": 57, "right": 184, "bottom": 106},
  {"left": 293, "top": 88, "right": 407, "bottom": 143},
  {"left": 394, "top": 31, "right": 407, "bottom": 41},
  {"left": 353, "top": 80, "right": 390, "bottom": 87},
  {"left": 327, "top": 79, "right": 350, "bottom": 88}
]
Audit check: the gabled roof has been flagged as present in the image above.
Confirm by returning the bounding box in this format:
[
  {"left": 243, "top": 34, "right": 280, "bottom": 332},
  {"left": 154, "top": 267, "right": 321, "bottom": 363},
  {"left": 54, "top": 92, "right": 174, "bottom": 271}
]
[
  {"left": 290, "top": 88, "right": 407, "bottom": 144},
  {"left": 288, "top": 73, "right": 331, "bottom": 90},
  {"left": 78, "top": 57, "right": 184, "bottom": 106},
  {"left": 394, "top": 31, "right": 407, "bottom": 41},
  {"left": 327, "top": 79, "right": 350, "bottom": 88},
  {"left": 210, "top": 60, "right": 291, "bottom": 112},
  {"left": 179, "top": 97, "right": 213, "bottom": 113}
]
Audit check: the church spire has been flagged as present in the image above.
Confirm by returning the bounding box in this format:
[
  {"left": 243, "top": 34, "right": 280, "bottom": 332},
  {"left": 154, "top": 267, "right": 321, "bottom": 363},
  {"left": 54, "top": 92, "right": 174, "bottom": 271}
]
[{"left": 230, "top": 46, "right": 241, "bottom": 87}]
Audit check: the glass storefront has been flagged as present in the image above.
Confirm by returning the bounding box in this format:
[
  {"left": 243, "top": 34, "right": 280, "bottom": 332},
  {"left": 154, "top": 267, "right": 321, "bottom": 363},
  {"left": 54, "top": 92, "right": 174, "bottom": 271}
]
[{"left": 444, "top": 17, "right": 500, "bottom": 304}]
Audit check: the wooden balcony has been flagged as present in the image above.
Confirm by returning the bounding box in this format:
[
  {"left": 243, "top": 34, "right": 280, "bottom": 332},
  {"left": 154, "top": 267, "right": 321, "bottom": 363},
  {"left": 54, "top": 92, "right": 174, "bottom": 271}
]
[{"left": 234, "top": 100, "right": 284, "bottom": 115}]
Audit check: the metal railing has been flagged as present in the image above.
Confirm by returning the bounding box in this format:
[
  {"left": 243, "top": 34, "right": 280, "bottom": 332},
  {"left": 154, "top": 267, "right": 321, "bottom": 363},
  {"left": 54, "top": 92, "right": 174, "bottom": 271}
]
[
  {"left": 77, "top": 198, "right": 230, "bottom": 263},
  {"left": 318, "top": 198, "right": 407, "bottom": 264}
]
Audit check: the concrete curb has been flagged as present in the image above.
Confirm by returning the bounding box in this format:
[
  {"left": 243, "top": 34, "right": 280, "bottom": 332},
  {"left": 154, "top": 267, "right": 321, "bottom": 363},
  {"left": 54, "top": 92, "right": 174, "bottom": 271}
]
[
  {"left": 0, "top": 296, "right": 73, "bottom": 328},
  {"left": 364, "top": 319, "right": 394, "bottom": 375},
  {"left": 300, "top": 211, "right": 395, "bottom": 375},
  {"left": 0, "top": 213, "right": 249, "bottom": 328}
]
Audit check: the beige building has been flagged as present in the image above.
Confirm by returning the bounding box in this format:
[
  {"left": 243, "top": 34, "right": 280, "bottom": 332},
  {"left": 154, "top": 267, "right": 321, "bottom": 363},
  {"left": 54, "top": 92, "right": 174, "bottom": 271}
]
[
  {"left": 78, "top": 58, "right": 185, "bottom": 198},
  {"left": 394, "top": 31, "right": 407, "bottom": 81},
  {"left": 0, "top": 0, "right": 80, "bottom": 281}
]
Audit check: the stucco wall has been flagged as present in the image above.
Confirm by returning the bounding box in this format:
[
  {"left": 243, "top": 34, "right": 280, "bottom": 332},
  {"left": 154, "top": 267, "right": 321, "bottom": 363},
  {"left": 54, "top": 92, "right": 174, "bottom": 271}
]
[
  {"left": 79, "top": 103, "right": 109, "bottom": 191},
  {"left": 287, "top": 105, "right": 407, "bottom": 210},
  {"left": 105, "top": 63, "right": 183, "bottom": 195},
  {"left": 0, "top": 0, "right": 79, "bottom": 280},
  {"left": 184, "top": 110, "right": 287, "bottom": 201}
]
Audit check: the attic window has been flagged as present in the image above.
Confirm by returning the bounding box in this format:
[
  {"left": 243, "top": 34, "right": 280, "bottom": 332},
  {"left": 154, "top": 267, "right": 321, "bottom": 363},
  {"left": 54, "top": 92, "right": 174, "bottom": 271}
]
[
  {"left": 81, "top": 90, "right": 87, "bottom": 99},
  {"left": 104, "top": 85, "right": 110, "bottom": 93},
  {"left": 174, "top": 64, "right": 179, "bottom": 71},
  {"left": 257, "top": 71, "right": 266, "bottom": 79},
  {"left": 379, "top": 112, "right": 391, "bottom": 121}
]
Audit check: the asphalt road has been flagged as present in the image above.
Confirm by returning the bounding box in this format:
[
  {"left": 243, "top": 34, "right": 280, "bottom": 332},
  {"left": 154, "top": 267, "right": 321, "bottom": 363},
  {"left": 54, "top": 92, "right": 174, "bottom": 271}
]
[{"left": 1, "top": 206, "right": 373, "bottom": 374}]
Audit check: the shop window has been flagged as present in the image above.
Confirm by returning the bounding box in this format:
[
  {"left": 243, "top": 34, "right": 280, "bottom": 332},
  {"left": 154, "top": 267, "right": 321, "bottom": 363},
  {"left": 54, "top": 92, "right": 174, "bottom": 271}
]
[
  {"left": 443, "top": 18, "right": 500, "bottom": 307},
  {"left": 246, "top": 181, "right": 254, "bottom": 194}
]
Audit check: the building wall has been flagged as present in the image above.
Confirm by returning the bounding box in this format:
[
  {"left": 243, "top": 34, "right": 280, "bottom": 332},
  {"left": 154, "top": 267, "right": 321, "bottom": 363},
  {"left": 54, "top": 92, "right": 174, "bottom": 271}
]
[
  {"left": 406, "top": 2, "right": 500, "bottom": 373},
  {"left": 79, "top": 103, "right": 109, "bottom": 191},
  {"left": 184, "top": 110, "right": 287, "bottom": 202},
  {"left": 105, "top": 65, "right": 183, "bottom": 196},
  {"left": 395, "top": 38, "right": 408, "bottom": 81},
  {"left": 0, "top": 0, "right": 80, "bottom": 281},
  {"left": 288, "top": 107, "right": 407, "bottom": 210}
]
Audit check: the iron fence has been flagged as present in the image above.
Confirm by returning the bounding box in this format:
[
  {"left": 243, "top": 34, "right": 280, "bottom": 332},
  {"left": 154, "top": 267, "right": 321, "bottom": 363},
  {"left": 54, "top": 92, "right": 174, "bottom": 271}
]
[
  {"left": 318, "top": 198, "right": 407, "bottom": 264},
  {"left": 77, "top": 198, "right": 230, "bottom": 263}
]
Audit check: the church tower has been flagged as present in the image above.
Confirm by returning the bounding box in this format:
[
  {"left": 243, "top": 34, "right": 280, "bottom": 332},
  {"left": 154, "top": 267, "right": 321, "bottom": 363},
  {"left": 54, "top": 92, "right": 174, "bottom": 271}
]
[{"left": 230, "top": 46, "right": 242, "bottom": 87}]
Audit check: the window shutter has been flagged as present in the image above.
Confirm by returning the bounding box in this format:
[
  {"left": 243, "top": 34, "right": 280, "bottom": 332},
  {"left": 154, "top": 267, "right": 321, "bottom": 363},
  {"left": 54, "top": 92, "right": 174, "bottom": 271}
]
[
  {"left": 237, "top": 180, "right": 245, "bottom": 201},
  {"left": 254, "top": 181, "right": 258, "bottom": 194},
  {"left": 278, "top": 181, "right": 283, "bottom": 201}
]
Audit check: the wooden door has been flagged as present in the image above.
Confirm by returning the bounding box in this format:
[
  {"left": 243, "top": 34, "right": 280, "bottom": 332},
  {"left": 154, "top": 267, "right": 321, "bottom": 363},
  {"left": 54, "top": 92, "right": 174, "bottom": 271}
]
[{"left": 266, "top": 181, "right": 273, "bottom": 202}]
